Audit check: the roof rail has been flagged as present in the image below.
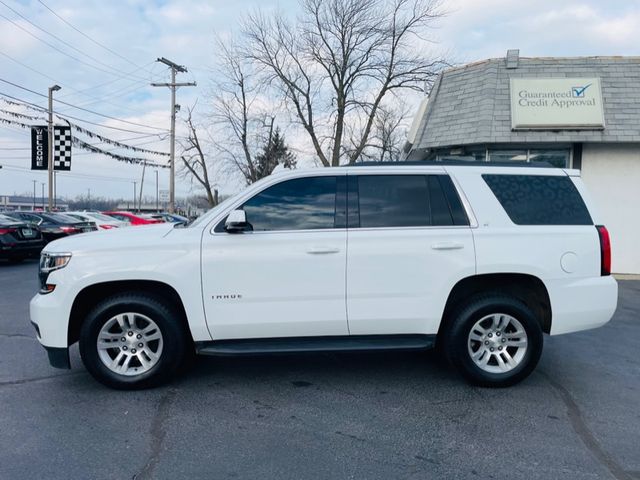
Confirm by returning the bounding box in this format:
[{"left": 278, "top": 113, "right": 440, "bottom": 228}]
[{"left": 346, "top": 160, "right": 555, "bottom": 168}]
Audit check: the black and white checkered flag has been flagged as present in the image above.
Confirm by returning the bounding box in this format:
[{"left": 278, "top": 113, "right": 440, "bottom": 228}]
[{"left": 53, "top": 126, "right": 72, "bottom": 171}]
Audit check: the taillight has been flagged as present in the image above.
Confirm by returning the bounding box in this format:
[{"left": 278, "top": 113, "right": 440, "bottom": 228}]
[
  {"left": 100, "top": 225, "right": 115, "bottom": 230},
  {"left": 60, "top": 226, "right": 79, "bottom": 234},
  {"left": 596, "top": 225, "right": 611, "bottom": 276},
  {"left": 0, "top": 228, "right": 16, "bottom": 235}
]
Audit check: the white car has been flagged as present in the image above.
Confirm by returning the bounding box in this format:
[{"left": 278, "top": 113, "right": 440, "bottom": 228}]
[
  {"left": 66, "top": 211, "right": 127, "bottom": 230},
  {"left": 30, "top": 163, "right": 618, "bottom": 389}
]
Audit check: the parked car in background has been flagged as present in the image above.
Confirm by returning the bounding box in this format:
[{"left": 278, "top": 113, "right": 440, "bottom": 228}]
[
  {"left": 66, "top": 211, "right": 126, "bottom": 230},
  {"left": 0, "top": 213, "right": 45, "bottom": 262},
  {"left": 147, "top": 213, "right": 189, "bottom": 224},
  {"left": 102, "top": 211, "right": 164, "bottom": 226},
  {"left": 5, "top": 211, "right": 97, "bottom": 243}
]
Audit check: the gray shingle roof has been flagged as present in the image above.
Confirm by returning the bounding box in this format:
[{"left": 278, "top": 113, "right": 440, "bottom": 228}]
[{"left": 410, "top": 56, "right": 640, "bottom": 151}]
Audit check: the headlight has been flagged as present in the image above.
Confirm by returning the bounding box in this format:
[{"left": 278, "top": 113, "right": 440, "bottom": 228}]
[
  {"left": 40, "top": 252, "right": 72, "bottom": 273},
  {"left": 39, "top": 252, "right": 72, "bottom": 294}
]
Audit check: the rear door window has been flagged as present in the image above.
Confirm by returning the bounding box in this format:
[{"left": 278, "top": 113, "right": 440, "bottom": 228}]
[
  {"left": 352, "top": 175, "right": 469, "bottom": 228},
  {"left": 357, "top": 175, "right": 430, "bottom": 228},
  {"left": 482, "top": 174, "right": 592, "bottom": 225}
]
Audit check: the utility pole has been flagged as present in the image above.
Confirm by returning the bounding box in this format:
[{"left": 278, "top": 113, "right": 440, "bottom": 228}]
[
  {"left": 47, "top": 85, "right": 61, "bottom": 211},
  {"left": 133, "top": 181, "right": 137, "bottom": 212},
  {"left": 139, "top": 161, "right": 146, "bottom": 213},
  {"left": 151, "top": 57, "right": 196, "bottom": 214},
  {"left": 32, "top": 180, "right": 36, "bottom": 209},
  {"left": 155, "top": 170, "right": 159, "bottom": 213},
  {"left": 41, "top": 183, "right": 45, "bottom": 209}
]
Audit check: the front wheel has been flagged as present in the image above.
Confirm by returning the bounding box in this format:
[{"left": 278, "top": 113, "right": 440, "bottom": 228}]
[
  {"left": 79, "top": 293, "right": 189, "bottom": 389},
  {"left": 442, "top": 295, "right": 543, "bottom": 387}
]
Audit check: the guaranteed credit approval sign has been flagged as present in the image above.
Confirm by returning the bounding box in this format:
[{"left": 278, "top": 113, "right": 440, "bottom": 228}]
[{"left": 510, "top": 78, "right": 605, "bottom": 130}]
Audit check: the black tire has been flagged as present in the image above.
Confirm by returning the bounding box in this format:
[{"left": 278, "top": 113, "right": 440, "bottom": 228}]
[
  {"left": 79, "top": 293, "right": 190, "bottom": 390},
  {"left": 442, "top": 294, "right": 543, "bottom": 388}
]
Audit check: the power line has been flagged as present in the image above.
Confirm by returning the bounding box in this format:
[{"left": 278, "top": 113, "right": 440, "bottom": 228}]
[
  {"left": 0, "top": 78, "right": 168, "bottom": 132},
  {"left": 0, "top": 115, "right": 169, "bottom": 167},
  {"left": 0, "top": 50, "right": 59, "bottom": 84},
  {"left": 0, "top": 125, "right": 159, "bottom": 150},
  {"left": 0, "top": 11, "right": 139, "bottom": 83},
  {"left": 0, "top": 1, "right": 149, "bottom": 82},
  {"left": 55, "top": 63, "right": 158, "bottom": 100},
  {"left": 0, "top": 93, "right": 164, "bottom": 136},
  {"left": 36, "top": 0, "right": 145, "bottom": 70},
  {"left": 0, "top": 164, "right": 142, "bottom": 184},
  {"left": 1, "top": 50, "right": 160, "bottom": 116},
  {"left": 0, "top": 108, "right": 169, "bottom": 156},
  {"left": 56, "top": 81, "right": 154, "bottom": 113}
]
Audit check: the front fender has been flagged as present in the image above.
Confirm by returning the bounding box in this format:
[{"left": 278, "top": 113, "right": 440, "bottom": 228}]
[{"left": 30, "top": 246, "right": 210, "bottom": 349}]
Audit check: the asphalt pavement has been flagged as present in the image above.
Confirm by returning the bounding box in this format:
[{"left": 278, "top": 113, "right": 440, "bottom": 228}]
[{"left": 1, "top": 260, "right": 639, "bottom": 480}]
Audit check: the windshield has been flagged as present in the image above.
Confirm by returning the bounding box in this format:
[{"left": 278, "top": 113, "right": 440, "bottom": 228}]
[
  {"left": 87, "top": 212, "right": 121, "bottom": 222},
  {"left": 42, "top": 213, "right": 82, "bottom": 223},
  {"left": 0, "top": 213, "right": 17, "bottom": 224}
]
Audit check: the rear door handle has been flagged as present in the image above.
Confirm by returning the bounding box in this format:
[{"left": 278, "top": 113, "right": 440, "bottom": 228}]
[
  {"left": 431, "top": 242, "right": 464, "bottom": 250},
  {"left": 306, "top": 246, "right": 340, "bottom": 255}
]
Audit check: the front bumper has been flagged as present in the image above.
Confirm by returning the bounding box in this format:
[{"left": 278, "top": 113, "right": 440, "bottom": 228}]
[
  {"left": 30, "top": 267, "right": 75, "bottom": 371},
  {"left": 30, "top": 319, "right": 71, "bottom": 369},
  {"left": 45, "top": 346, "right": 70, "bottom": 369}
]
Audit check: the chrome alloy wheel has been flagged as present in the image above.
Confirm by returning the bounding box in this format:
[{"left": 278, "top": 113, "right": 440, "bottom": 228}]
[
  {"left": 97, "top": 313, "right": 164, "bottom": 376},
  {"left": 467, "top": 313, "right": 528, "bottom": 374}
]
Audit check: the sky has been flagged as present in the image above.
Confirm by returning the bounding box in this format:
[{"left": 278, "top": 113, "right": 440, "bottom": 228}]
[{"left": 1, "top": 0, "right": 639, "bottom": 203}]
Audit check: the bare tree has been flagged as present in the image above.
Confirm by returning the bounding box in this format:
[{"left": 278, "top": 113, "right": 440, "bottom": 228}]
[
  {"left": 210, "top": 39, "right": 292, "bottom": 185},
  {"left": 348, "top": 99, "right": 410, "bottom": 162},
  {"left": 243, "top": 0, "right": 446, "bottom": 166},
  {"left": 179, "top": 106, "right": 218, "bottom": 207}
]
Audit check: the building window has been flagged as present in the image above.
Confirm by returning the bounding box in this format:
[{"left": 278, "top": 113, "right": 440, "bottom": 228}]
[
  {"left": 528, "top": 150, "right": 569, "bottom": 168},
  {"left": 432, "top": 148, "right": 570, "bottom": 168},
  {"left": 488, "top": 150, "right": 528, "bottom": 163},
  {"left": 488, "top": 149, "right": 569, "bottom": 168}
]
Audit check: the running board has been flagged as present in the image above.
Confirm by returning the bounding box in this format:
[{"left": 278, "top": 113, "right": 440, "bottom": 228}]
[{"left": 195, "top": 334, "right": 436, "bottom": 356}]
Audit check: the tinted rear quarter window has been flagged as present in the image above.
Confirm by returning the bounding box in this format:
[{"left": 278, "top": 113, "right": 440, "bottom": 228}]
[{"left": 482, "top": 174, "right": 592, "bottom": 225}]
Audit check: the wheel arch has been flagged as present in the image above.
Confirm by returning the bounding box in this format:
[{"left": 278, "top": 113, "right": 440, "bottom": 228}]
[
  {"left": 68, "top": 280, "right": 192, "bottom": 346},
  {"left": 438, "top": 273, "right": 552, "bottom": 337}
]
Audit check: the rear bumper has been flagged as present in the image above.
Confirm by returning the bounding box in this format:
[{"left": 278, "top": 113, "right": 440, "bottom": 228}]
[
  {"left": 547, "top": 276, "right": 618, "bottom": 335},
  {"left": 0, "top": 242, "right": 44, "bottom": 258}
]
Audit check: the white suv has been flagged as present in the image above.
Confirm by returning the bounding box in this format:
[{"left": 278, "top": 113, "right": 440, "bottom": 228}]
[{"left": 30, "top": 163, "right": 618, "bottom": 389}]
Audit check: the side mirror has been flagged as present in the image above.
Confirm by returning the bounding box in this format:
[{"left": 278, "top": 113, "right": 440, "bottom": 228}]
[{"left": 225, "top": 209, "right": 251, "bottom": 233}]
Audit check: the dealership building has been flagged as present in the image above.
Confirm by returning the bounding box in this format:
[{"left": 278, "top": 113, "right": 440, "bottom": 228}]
[{"left": 405, "top": 50, "right": 640, "bottom": 274}]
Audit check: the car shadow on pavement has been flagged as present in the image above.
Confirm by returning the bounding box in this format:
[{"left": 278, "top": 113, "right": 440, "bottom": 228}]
[{"left": 179, "top": 348, "right": 461, "bottom": 391}]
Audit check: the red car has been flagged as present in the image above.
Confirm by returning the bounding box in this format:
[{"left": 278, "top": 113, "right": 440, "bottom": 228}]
[{"left": 102, "top": 211, "right": 164, "bottom": 226}]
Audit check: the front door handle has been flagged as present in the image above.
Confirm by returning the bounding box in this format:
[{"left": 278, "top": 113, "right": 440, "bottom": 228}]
[
  {"left": 431, "top": 242, "right": 464, "bottom": 250},
  {"left": 306, "top": 246, "right": 340, "bottom": 255}
]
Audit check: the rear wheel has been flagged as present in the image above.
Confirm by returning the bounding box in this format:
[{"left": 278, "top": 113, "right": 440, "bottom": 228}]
[
  {"left": 442, "top": 295, "right": 543, "bottom": 387},
  {"left": 79, "top": 293, "right": 189, "bottom": 389}
]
